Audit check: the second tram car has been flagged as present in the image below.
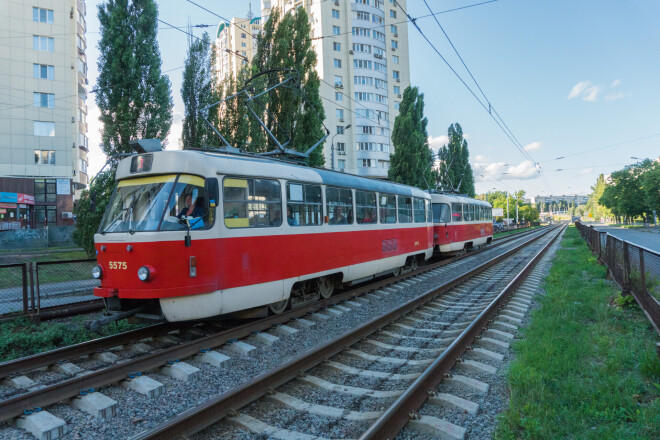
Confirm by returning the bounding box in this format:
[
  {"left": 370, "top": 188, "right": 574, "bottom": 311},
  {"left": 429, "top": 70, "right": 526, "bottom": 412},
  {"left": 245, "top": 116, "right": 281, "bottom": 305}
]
[
  {"left": 431, "top": 193, "right": 493, "bottom": 254},
  {"left": 93, "top": 149, "right": 434, "bottom": 322}
]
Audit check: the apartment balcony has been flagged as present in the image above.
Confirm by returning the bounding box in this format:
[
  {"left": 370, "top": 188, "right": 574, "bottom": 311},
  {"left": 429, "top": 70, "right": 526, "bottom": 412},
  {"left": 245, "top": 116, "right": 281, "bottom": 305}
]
[
  {"left": 79, "top": 121, "right": 87, "bottom": 134},
  {"left": 357, "top": 167, "right": 388, "bottom": 178},
  {"left": 77, "top": 0, "right": 86, "bottom": 16}
]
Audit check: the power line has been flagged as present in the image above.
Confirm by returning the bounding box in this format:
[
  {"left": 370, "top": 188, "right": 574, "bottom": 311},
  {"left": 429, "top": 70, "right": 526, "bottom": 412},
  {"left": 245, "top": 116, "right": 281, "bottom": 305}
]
[{"left": 541, "top": 133, "right": 660, "bottom": 163}]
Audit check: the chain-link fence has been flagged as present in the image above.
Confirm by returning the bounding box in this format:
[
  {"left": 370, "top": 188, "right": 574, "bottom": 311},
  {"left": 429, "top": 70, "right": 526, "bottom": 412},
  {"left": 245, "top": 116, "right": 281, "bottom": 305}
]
[
  {"left": 0, "top": 259, "right": 101, "bottom": 319},
  {"left": 576, "top": 221, "right": 660, "bottom": 333}
]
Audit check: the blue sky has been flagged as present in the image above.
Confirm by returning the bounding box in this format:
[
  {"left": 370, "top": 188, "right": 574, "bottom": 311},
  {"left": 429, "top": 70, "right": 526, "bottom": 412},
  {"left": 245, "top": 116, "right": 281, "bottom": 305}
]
[{"left": 85, "top": 0, "right": 660, "bottom": 198}]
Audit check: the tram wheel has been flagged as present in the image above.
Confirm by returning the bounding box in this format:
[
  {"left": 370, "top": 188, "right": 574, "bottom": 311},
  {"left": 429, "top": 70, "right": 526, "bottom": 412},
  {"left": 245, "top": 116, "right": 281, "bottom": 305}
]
[
  {"left": 410, "top": 257, "right": 419, "bottom": 271},
  {"left": 318, "top": 277, "right": 334, "bottom": 299},
  {"left": 268, "top": 298, "right": 289, "bottom": 315}
]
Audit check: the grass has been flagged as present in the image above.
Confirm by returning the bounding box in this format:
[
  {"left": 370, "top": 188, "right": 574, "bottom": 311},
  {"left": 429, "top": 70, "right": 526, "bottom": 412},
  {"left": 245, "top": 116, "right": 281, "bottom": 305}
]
[
  {"left": 0, "top": 249, "right": 94, "bottom": 290},
  {"left": 494, "top": 226, "right": 541, "bottom": 239},
  {"left": 0, "top": 314, "right": 146, "bottom": 363},
  {"left": 495, "top": 226, "right": 660, "bottom": 440}
]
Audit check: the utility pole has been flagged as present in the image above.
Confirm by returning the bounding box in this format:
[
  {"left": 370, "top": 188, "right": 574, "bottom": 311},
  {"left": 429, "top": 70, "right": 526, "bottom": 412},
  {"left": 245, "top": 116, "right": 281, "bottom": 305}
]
[
  {"left": 506, "top": 191, "right": 509, "bottom": 225},
  {"left": 516, "top": 201, "right": 519, "bottom": 224}
]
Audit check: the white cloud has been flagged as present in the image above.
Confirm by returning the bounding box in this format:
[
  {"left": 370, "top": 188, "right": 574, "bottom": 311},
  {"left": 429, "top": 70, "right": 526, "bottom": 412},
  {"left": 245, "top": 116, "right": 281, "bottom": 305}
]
[
  {"left": 567, "top": 81, "right": 591, "bottom": 99},
  {"left": 473, "top": 159, "right": 539, "bottom": 181},
  {"left": 580, "top": 168, "right": 593, "bottom": 175},
  {"left": 605, "top": 92, "right": 624, "bottom": 101},
  {"left": 611, "top": 79, "right": 621, "bottom": 88},
  {"left": 474, "top": 154, "right": 488, "bottom": 162},
  {"left": 583, "top": 85, "right": 602, "bottom": 102},
  {"left": 427, "top": 135, "right": 449, "bottom": 153},
  {"left": 523, "top": 141, "right": 542, "bottom": 152}
]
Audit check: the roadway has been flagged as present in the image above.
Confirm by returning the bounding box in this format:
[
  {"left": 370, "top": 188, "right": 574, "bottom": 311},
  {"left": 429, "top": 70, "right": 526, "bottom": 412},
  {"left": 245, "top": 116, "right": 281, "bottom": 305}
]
[{"left": 591, "top": 225, "right": 660, "bottom": 253}]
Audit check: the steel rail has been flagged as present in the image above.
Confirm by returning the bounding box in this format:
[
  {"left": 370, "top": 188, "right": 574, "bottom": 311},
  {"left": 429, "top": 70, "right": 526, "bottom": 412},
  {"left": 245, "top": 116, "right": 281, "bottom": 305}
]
[
  {"left": 360, "top": 223, "right": 566, "bottom": 439},
  {"left": 0, "top": 224, "right": 546, "bottom": 382},
  {"left": 129, "top": 224, "right": 559, "bottom": 439}
]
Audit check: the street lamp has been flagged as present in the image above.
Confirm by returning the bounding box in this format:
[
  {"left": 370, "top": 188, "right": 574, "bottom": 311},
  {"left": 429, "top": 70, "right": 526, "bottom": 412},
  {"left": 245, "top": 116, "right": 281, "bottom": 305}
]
[
  {"left": 485, "top": 187, "right": 496, "bottom": 203},
  {"left": 630, "top": 156, "right": 642, "bottom": 160},
  {"left": 331, "top": 124, "right": 351, "bottom": 171}
]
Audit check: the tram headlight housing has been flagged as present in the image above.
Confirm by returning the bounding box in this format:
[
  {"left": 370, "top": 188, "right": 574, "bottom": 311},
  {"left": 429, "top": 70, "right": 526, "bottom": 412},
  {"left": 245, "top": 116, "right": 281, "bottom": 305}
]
[
  {"left": 137, "top": 265, "right": 155, "bottom": 282},
  {"left": 92, "top": 265, "right": 103, "bottom": 279}
]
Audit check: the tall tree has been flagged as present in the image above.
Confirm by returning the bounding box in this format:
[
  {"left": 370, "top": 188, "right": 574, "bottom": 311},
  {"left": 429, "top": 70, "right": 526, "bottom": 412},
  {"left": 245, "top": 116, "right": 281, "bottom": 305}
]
[
  {"left": 437, "top": 123, "right": 475, "bottom": 196},
  {"left": 96, "top": 0, "right": 173, "bottom": 155},
  {"left": 249, "top": 8, "right": 326, "bottom": 166},
  {"left": 388, "top": 86, "right": 434, "bottom": 188},
  {"left": 181, "top": 31, "right": 219, "bottom": 149}
]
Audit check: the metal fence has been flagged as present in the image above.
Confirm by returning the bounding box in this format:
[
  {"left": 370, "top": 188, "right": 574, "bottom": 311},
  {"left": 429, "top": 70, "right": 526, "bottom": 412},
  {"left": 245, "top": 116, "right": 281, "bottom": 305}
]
[
  {"left": 575, "top": 221, "right": 660, "bottom": 334},
  {"left": 0, "top": 259, "right": 102, "bottom": 320}
]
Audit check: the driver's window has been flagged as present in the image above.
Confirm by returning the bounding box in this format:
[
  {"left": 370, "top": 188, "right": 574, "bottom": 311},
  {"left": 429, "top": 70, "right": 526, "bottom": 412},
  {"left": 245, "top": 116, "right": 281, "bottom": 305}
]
[{"left": 161, "top": 175, "right": 209, "bottom": 230}]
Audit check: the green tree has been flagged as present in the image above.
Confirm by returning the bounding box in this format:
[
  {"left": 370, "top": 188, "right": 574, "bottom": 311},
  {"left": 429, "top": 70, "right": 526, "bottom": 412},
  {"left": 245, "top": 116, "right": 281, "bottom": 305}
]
[
  {"left": 437, "top": 123, "right": 475, "bottom": 196},
  {"left": 249, "top": 8, "right": 326, "bottom": 165},
  {"left": 218, "top": 65, "right": 253, "bottom": 151},
  {"left": 73, "top": 171, "right": 115, "bottom": 256},
  {"left": 96, "top": 0, "right": 173, "bottom": 155},
  {"left": 388, "top": 86, "right": 434, "bottom": 188},
  {"left": 600, "top": 160, "right": 654, "bottom": 222},
  {"left": 181, "top": 31, "right": 220, "bottom": 149},
  {"left": 76, "top": 0, "right": 173, "bottom": 255},
  {"left": 641, "top": 163, "right": 660, "bottom": 220}
]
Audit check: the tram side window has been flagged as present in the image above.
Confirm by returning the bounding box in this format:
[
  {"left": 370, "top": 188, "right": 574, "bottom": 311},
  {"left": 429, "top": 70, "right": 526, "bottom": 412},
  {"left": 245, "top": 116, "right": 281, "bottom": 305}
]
[
  {"left": 379, "top": 193, "right": 396, "bottom": 223},
  {"left": 432, "top": 203, "right": 450, "bottom": 223},
  {"left": 426, "top": 200, "right": 432, "bottom": 223},
  {"left": 327, "top": 187, "right": 353, "bottom": 225},
  {"left": 397, "top": 196, "right": 412, "bottom": 223},
  {"left": 223, "top": 177, "right": 282, "bottom": 228},
  {"left": 463, "top": 204, "right": 471, "bottom": 221},
  {"left": 356, "top": 190, "right": 377, "bottom": 224},
  {"left": 451, "top": 203, "right": 462, "bottom": 222},
  {"left": 413, "top": 198, "right": 426, "bottom": 223},
  {"left": 286, "top": 182, "right": 322, "bottom": 226}
]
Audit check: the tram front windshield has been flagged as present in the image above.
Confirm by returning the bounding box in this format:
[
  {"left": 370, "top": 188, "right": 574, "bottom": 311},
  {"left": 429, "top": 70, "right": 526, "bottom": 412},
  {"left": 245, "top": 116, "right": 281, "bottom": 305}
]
[{"left": 99, "top": 174, "right": 207, "bottom": 233}]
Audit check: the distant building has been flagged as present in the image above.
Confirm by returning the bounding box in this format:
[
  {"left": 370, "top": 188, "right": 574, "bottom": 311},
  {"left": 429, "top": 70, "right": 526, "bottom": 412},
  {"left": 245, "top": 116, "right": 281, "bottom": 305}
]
[
  {"left": 261, "top": 0, "right": 410, "bottom": 177},
  {"left": 532, "top": 195, "right": 588, "bottom": 207},
  {"left": 215, "top": 14, "right": 261, "bottom": 81},
  {"left": 0, "top": 0, "right": 89, "bottom": 229}
]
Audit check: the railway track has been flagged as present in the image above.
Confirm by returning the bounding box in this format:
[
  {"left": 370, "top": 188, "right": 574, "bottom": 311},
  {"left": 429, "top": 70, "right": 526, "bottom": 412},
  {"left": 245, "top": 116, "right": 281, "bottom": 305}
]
[
  {"left": 0, "top": 225, "right": 553, "bottom": 440},
  {"left": 132, "top": 224, "right": 565, "bottom": 440}
]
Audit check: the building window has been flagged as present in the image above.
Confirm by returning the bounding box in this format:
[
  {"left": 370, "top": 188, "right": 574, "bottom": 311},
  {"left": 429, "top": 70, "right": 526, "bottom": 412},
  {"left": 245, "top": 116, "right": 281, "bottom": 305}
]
[
  {"left": 356, "top": 11, "right": 369, "bottom": 20},
  {"left": 78, "top": 133, "right": 88, "bottom": 149},
  {"left": 33, "top": 36, "right": 54, "bottom": 52},
  {"left": 333, "top": 42, "right": 341, "bottom": 51},
  {"left": 33, "top": 121, "right": 55, "bottom": 137},
  {"left": 352, "top": 27, "right": 371, "bottom": 37},
  {"left": 390, "top": 10, "right": 397, "bottom": 18},
  {"left": 394, "top": 102, "right": 400, "bottom": 110},
  {"left": 336, "top": 142, "right": 346, "bottom": 154},
  {"left": 79, "top": 158, "right": 88, "bottom": 173},
  {"left": 372, "top": 30, "right": 385, "bottom": 42},
  {"left": 241, "top": 33, "right": 246, "bottom": 38},
  {"left": 33, "top": 64, "right": 54, "bottom": 80},
  {"left": 393, "top": 86, "right": 400, "bottom": 95},
  {"left": 332, "top": 9, "right": 340, "bottom": 18},
  {"left": 359, "top": 159, "right": 376, "bottom": 168},
  {"left": 391, "top": 24, "right": 398, "bottom": 34},
  {"left": 360, "top": 125, "right": 374, "bottom": 134},
  {"left": 372, "top": 15, "right": 384, "bottom": 25},
  {"left": 35, "top": 205, "right": 57, "bottom": 225},
  {"left": 392, "top": 55, "right": 399, "bottom": 64},
  {"left": 335, "top": 92, "right": 343, "bottom": 101},
  {"left": 241, "top": 42, "right": 246, "bottom": 47},
  {"left": 353, "top": 59, "right": 373, "bottom": 69},
  {"left": 337, "top": 125, "right": 346, "bottom": 134},
  {"left": 354, "top": 75, "right": 374, "bottom": 86},
  {"left": 338, "top": 159, "right": 346, "bottom": 170},
  {"left": 391, "top": 40, "right": 398, "bottom": 50},
  {"left": 34, "top": 179, "right": 57, "bottom": 203},
  {"left": 334, "top": 58, "right": 342, "bottom": 68},
  {"left": 393, "top": 70, "right": 400, "bottom": 80},
  {"left": 375, "top": 78, "right": 387, "bottom": 89},
  {"left": 34, "top": 150, "right": 56, "bottom": 165},
  {"left": 336, "top": 109, "right": 344, "bottom": 121},
  {"left": 353, "top": 43, "right": 371, "bottom": 53},
  {"left": 33, "top": 93, "right": 54, "bottom": 108},
  {"left": 33, "top": 7, "right": 54, "bottom": 24},
  {"left": 332, "top": 25, "right": 340, "bottom": 35},
  {"left": 334, "top": 75, "right": 343, "bottom": 87}
]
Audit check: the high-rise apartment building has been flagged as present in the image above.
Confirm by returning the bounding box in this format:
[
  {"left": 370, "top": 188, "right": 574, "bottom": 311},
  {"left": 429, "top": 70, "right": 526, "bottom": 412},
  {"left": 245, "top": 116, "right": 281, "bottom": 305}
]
[
  {"left": 215, "top": 15, "right": 262, "bottom": 81},
  {"left": 0, "top": 0, "right": 89, "bottom": 229},
  {"left": 262, "top": 0, "right": 410, "bottom": 178}
]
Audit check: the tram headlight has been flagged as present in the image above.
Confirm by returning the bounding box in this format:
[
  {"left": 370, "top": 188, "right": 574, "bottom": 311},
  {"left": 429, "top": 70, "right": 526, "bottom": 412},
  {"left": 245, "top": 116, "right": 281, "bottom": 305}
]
[
  {"left": 137, "top": 265, "right": 155, "bottom": 282},
  {"left": 92, "top": 265, "right": 103, "bottom": 279}
]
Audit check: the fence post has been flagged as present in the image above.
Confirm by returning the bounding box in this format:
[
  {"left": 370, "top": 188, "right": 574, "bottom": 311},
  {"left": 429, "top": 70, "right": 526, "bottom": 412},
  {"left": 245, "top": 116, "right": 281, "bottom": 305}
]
[
  {"left": 622, "top": 241, "right": 631, "bottom": 297},
  {"left": 28, "top": 262, "right": 36, "bottom": 315},
  {"left": 22, "top": 263, "right": 29, "bottom": 315},
  {"left": 638, "top": 247, "right": 646, "bottom": 309}
]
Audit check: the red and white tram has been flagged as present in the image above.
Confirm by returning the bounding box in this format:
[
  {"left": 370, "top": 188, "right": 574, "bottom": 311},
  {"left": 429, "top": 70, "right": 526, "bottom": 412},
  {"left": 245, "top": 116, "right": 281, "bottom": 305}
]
[
  {"left": 93, "top": 150, "right": 434, "bottom": 322},
  {"left": 431, "top": 193, "right": 493, "bottom": 254}
]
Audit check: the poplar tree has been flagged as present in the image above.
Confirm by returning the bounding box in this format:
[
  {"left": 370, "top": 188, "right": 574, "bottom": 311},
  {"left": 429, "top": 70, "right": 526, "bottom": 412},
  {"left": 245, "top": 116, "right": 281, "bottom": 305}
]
[
  {"left": 437, "top": 123, "right": 475, "bottom": 196},
  {"left": 388, "top": 86, "right": 434, "bottom": 188},
  {"left": 96, "top": 0, "right": 173, "bottom": 154},
  {"left": 250, "top": 8, "right": 326, "bottom": 166},
  {"left": 181, "top": 32, "right": 220, "bottom": 149}
]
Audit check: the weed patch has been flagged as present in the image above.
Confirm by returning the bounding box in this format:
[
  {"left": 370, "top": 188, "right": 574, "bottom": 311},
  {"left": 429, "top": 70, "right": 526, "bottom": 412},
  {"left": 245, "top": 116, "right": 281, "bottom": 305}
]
[{"left": 495, "top": 226, "right": 660, "bottom": 440}]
